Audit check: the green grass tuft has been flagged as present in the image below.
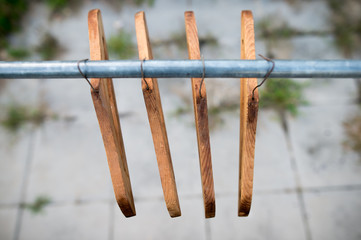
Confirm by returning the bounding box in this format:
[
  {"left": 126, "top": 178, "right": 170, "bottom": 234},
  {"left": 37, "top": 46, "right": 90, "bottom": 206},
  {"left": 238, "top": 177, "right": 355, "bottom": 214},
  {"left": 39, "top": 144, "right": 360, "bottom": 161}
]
[
  {"left": 257, "top": 19, "right": 297, "bottom": 41},
  {"left": 343, "top": 112, "right": 361, "bottom": 159},
  {"left": 260, "top": 78, "right": 307, "bottom": 116},
  {"left": 1, "top": 104, "right": 28, "bottom": 132},
  {"left": 1, "top": 103, "right": 49, "bottom": 132},
  {"left": 326, "top": 0, "right": 361, "bottom": 57},
  {"left": 36, "top": 33, "right": 63, "bottom": 60},
  {"left": 0, "top": 0, "right": 28, "bottom": 48},
  {"left": 169, "top": 32, "right": 187, "bottom": 50},
  {"left": 170, "top": 99, "right": 238, "bottom": 131},
  {"left": 24, "top": 196, "right": 51, "bottom": 214},
  {"left": 7, "top": 47, "right": 30, "bottom": 60},
  {"left": 108, "top": 30, "right": 136, "bottom": 59},
  {"left": 134, "top": 0, "right": 155, "bottom": 7},
  {"left": 44, "top": 0, "right": 68, "bottom": 11}
]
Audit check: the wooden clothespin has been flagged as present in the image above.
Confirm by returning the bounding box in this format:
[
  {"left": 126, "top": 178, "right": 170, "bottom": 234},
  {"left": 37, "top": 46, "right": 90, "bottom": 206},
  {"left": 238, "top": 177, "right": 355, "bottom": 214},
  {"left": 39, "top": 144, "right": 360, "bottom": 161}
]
[
  {"left": 185, "top": 11, "right": 216, "bottom": 218},
  {"left": 88, "top": 9, "right": 136, "bottom": 217},
  {"left": 135, "top": 11, "right": 181, "bottom": 218},
  {"left": 238, "top": 10, "right": 258, "bottom": 217}
]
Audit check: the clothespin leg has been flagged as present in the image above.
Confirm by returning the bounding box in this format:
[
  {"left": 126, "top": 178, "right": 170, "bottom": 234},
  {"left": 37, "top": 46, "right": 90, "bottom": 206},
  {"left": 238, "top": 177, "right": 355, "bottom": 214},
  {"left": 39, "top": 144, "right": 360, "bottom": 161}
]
[
  {"left": 185, "top": 11, "right": 216, "bottom": 218},
  {"left": 238, "top": 10, "right": 259, "bottom": 217},
  {"left": 88, "top": 9, "right": 136, "bottom": 217},
  {"left": 135, "top": 11, "right": 181, "bottom": 218}
]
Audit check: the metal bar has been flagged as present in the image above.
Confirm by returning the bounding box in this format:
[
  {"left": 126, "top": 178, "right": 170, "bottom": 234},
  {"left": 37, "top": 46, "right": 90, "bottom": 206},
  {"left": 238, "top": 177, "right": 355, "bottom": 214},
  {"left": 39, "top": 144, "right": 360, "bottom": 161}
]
[{"left": 0, "top": 60, "right": 360, "bottom": 79}]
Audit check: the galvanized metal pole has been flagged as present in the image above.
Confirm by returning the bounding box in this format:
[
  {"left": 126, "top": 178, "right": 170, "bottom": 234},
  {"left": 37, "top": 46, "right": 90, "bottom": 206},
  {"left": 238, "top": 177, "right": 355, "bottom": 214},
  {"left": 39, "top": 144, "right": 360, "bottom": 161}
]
[{"left": 0, "top": 60, "right": 361, "bottom": 79}]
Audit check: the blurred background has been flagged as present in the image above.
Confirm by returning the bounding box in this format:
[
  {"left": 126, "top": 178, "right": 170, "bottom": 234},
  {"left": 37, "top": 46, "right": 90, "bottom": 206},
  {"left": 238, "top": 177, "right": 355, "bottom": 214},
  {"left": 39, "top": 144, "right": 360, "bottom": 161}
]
[{"left": 0, "top": 0, "right": 361, "bottom": 239}]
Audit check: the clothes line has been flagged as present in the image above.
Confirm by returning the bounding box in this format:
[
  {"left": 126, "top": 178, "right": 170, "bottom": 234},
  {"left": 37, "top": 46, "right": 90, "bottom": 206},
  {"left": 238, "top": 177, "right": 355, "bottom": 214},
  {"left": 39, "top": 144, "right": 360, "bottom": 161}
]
[{"left": 0, "top": 60, "right": 361, "bottom": 79}]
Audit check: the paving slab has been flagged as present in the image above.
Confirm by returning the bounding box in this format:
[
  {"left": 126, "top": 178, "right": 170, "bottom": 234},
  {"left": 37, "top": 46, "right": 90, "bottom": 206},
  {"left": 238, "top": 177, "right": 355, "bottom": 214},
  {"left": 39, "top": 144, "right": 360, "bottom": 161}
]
[
  {"left": 257, "top": 0, "right": 330, "bottom": 31},
  {"left": 303, "top": 78, "right": 358, "bottom": 106},
  {"left": 266, "top": 36, "right": 342, "bottom": 60},
  {"left": 210, "top": 110, "right": 296, "bottom": 195},
  {"left": 291, "top": 36, "right": 341, "bottom": 59},
  {"left": 119, "top": 114, "right": 171, "bottom": 200},
  {"left": 208, "top": 193, "right": 306, "bottom": 240},
  {"left": 1, "top": 1, "right": 361, "bottom": 240},
  {"left": 113, "top": 198, "right": 206, "bottom": 240},
  {"left": 254, "top": 110, "right": 297, "bottom": 191},
  {"left": 26, "top": 120, "right": 112, "bottom": 203},
  {"left": 19, "top": 202, "right": 109, "bottom": 240},
  {"left": 288, "top": 105, "right": 361, "bottom": 188},
  {"left": 0, "top": 129, "right": 32, "bottom": 205},
  {"left": 304, "top": 190, "right": 361, "bottom": 240},
  {"left": 38, "top": 79, "right": 94, "bottom": 120},
  {"left": 0, "top": 79, "right": 41, "bottom": 107},
  {"left": 0, "top": 207, "right": 17, "bottom": 240}
]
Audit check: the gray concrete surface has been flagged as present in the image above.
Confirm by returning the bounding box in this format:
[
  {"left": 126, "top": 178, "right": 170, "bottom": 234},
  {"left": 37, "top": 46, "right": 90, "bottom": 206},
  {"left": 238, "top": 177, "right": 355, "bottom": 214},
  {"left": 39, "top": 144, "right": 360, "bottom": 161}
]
[{"left": 1, "top": 0, "right": 361, "bottom": 239}]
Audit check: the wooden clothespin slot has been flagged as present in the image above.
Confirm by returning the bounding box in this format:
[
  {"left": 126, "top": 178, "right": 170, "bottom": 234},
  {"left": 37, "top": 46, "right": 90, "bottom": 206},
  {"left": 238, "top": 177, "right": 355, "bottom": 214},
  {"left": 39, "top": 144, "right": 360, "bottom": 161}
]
[
  {"left": 185, "top": 11, "right": 216, "bottom": 218},
  {"left": 135, "top": 11, "right": 181, "bottom": 218},
  {"left": 88, "top": 9, "right": 136, "bottom": 217},
  {"left": 238, "top": 10, "right": 258, "bottom": 217}
]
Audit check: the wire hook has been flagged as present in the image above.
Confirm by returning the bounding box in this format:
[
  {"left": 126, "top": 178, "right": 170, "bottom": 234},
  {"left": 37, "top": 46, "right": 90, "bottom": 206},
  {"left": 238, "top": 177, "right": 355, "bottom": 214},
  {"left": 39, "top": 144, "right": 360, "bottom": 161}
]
[
  {"left": 252, "top": 54, "right": 275, "bottom": 100},
  {"left": 199, "top": 55, "right": 205, "bottom": 98},
  {"left": 77, "top": 58, "right": 98, "bottom": 92},
  {"left": 140, "top": 58, "right": 150, "bottom": 90}
]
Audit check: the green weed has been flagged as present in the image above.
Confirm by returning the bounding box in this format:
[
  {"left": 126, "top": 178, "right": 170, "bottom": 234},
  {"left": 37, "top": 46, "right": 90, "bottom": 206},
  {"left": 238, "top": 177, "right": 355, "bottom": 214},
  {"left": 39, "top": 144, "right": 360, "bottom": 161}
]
[
  {"left": 170, "top": 98, "right": 238, "bottom": 130},
  {"left": 171, "top": 106, "right": 192, "bottom": 117},
  {"left": 6, "top": 47, "right": 30, "bottom": 60},
  {"left": 257, "top": 19, "right": 297, "bottom": 41},
  {"left": 199, "top": 33, "right": 218, "bottom": 49},
  {"left": 1, "top": 103, "right": 49, "bottom": 132},
  {"left": 24, "top": 196, "right": 51, "bottom": 214},
  {"left": 44, "top": 0, "right": 68, "bottom": 11},
  {"left": 0, "top": 0, "right": 28, "bottom": 48},
  {"left": 1, "top": 104, "right": 28, "bottom": 132},
  {"left": 168, "top": 32, "right": 218, "bottom": 50},
  {"left": 343, "top": 112, "right": 361, "bottom": 159},
  {"left": 257, "top": 17, "right": 328, "bottom": 42},
  {"left": 260, "top": 78, "right": 307, "bottom": 116},
  {"left": 134, "top": 0, "right": 155, "bottom": 7},
  {"left": 169, "top": 32, "right": 187, "bottom": 50},
  {"left": 108, "top": 29, "right": 136, "bottom": 59},
  {"left": 36, "top": 33, "right": 63, "bottom": 60},
  {"left": 327, "top": 0, "right": 361, "bottom": 57},
  {"left": 207, "top": 102, "right": 238, "bottom": 130}
]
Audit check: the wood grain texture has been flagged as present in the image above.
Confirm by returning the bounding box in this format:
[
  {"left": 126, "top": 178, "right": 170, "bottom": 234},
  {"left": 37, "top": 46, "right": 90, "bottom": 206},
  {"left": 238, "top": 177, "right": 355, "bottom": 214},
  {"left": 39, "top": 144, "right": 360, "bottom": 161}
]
[
  {"left": 238, "top": 10, "right": 259, "bottom": 217},
  {"left": 184, "top": 11, "right": 215, "bottom": 218},
  {"left": 135, "top": 11, "right": 181, "bottom": 218},
  {"left": 88, "top": 9, "right": 136, "bottom": 217}
]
